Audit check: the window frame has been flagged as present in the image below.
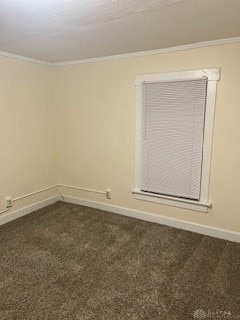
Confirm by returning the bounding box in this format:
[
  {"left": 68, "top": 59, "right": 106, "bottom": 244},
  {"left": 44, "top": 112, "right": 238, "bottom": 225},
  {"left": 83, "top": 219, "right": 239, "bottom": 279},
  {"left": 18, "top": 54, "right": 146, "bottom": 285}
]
[{"left": 133, "top": 68, "right": 220, "bottom": 213}]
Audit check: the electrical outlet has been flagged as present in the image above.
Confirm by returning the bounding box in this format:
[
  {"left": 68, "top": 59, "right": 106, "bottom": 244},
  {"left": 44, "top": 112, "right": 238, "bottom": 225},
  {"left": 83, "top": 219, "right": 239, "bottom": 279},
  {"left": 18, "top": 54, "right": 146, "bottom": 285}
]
[
  {"left": 6, "top": 197, "right": 12, "bottom": 208},
  {"left": 106, "top": 189, "right": 111, "bottom": 199}
]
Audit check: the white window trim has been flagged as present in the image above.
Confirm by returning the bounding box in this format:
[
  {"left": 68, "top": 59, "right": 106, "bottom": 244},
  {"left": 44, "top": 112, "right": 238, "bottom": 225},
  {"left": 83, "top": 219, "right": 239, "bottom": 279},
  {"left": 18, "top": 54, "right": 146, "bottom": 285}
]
[{"left": 133, "top": 68, "right": 220, "bottom": 213}]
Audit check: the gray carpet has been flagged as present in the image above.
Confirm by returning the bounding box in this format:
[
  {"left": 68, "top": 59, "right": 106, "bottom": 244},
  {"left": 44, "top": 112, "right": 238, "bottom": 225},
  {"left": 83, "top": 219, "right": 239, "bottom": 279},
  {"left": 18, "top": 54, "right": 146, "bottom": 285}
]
[{"left": 0, "top": 202, "right": 239, "bottom": 320}]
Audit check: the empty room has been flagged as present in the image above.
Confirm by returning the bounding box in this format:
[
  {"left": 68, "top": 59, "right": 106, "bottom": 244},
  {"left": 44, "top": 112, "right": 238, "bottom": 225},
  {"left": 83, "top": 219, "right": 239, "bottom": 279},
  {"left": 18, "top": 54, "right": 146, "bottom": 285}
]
[{"left": 0, "top": 1, "right": 240, "bottom": 319}]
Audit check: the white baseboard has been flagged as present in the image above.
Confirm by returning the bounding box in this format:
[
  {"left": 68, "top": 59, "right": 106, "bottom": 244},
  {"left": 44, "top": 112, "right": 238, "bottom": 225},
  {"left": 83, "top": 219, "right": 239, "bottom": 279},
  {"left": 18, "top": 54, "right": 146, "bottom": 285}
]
[
  {"left": 2, "top": 194, "right": 239, "bottom": 243},
  {"left": 63, "top": 196, "right": 240, "bottom": 243},
  {"left": 0, "top": 196, "right": 60, "bottom": 226}
]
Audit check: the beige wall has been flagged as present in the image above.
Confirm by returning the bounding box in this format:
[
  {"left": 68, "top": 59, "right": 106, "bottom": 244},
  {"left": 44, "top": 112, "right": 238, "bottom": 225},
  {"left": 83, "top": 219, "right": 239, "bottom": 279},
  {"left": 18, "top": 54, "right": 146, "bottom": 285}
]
[
  {"left": 1, "top": 43, "right": 239, "bottom": 233},
  {"left": 0, "top": 56, "right": 57, "bottom": 211},
  {"left": 55, "top": 42, "right": 240, "bottom": 233}
]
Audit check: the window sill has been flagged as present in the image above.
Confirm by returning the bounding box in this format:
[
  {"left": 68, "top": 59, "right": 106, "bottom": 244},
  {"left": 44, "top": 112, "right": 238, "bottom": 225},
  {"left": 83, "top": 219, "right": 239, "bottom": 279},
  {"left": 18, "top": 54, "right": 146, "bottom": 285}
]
[{"left": 132, "top": 189, "right": 211, "bottom": 213}]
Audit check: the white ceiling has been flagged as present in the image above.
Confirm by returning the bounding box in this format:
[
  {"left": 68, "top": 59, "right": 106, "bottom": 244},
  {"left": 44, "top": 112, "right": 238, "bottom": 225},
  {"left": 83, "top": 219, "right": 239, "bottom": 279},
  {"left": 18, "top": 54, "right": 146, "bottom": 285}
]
[{"left": 0, "top": 0, "right": 240, "bottom": 63}]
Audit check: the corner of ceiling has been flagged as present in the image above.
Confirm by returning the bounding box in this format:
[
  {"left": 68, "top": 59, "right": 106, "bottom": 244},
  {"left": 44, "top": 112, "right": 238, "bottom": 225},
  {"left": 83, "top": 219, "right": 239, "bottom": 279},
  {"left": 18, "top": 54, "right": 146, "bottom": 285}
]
[{"left": 1, "top": 37, "right": 240, "bottom": 68}]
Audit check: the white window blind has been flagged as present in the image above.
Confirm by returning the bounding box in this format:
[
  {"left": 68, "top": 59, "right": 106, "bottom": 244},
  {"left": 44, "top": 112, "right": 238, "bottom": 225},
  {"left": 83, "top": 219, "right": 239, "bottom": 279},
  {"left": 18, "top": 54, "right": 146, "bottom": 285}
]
[{"left": 140, "top": 78, "right": 207, "bottom": 200}]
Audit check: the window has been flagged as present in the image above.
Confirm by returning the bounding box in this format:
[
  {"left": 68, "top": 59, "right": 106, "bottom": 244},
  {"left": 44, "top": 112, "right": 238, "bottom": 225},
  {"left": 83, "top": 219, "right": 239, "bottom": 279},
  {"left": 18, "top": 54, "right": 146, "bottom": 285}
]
[{"left": 133, "top": 68, "right": 220, "bottom": 212}]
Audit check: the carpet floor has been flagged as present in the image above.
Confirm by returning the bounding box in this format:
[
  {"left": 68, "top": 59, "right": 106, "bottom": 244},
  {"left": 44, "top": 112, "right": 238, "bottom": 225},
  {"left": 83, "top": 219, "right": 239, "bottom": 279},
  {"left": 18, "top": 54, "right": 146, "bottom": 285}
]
[{"left": 0, "top": 202, "right": 239, "bottom": 320}]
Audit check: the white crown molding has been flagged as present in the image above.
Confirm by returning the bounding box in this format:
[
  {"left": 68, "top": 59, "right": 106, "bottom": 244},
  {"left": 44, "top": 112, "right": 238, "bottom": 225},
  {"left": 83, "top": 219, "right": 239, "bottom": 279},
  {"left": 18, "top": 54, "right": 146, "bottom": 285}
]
[
  {"left": 0, "top": 50, "right": 52, "bottom": 66},
  {"left": 53, "top": 37, "right": 240, "bottom": 67},
  {"left": 0, "top": 37, "right": 240, "bottom": 67}
]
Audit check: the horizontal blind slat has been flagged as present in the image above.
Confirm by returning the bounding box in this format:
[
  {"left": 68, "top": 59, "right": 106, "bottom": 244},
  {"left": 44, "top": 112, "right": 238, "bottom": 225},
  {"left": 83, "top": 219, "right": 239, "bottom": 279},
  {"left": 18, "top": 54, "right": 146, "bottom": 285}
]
[{"left": 141, "top": 78, "right": 207, "bottom": 200}]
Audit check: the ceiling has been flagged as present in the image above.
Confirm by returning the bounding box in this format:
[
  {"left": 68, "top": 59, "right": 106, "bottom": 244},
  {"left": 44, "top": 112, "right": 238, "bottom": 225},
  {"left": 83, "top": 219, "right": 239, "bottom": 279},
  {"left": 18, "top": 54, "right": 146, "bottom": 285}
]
[{"left": 0, "top": 0, "right": 240, "bottom": 63}]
